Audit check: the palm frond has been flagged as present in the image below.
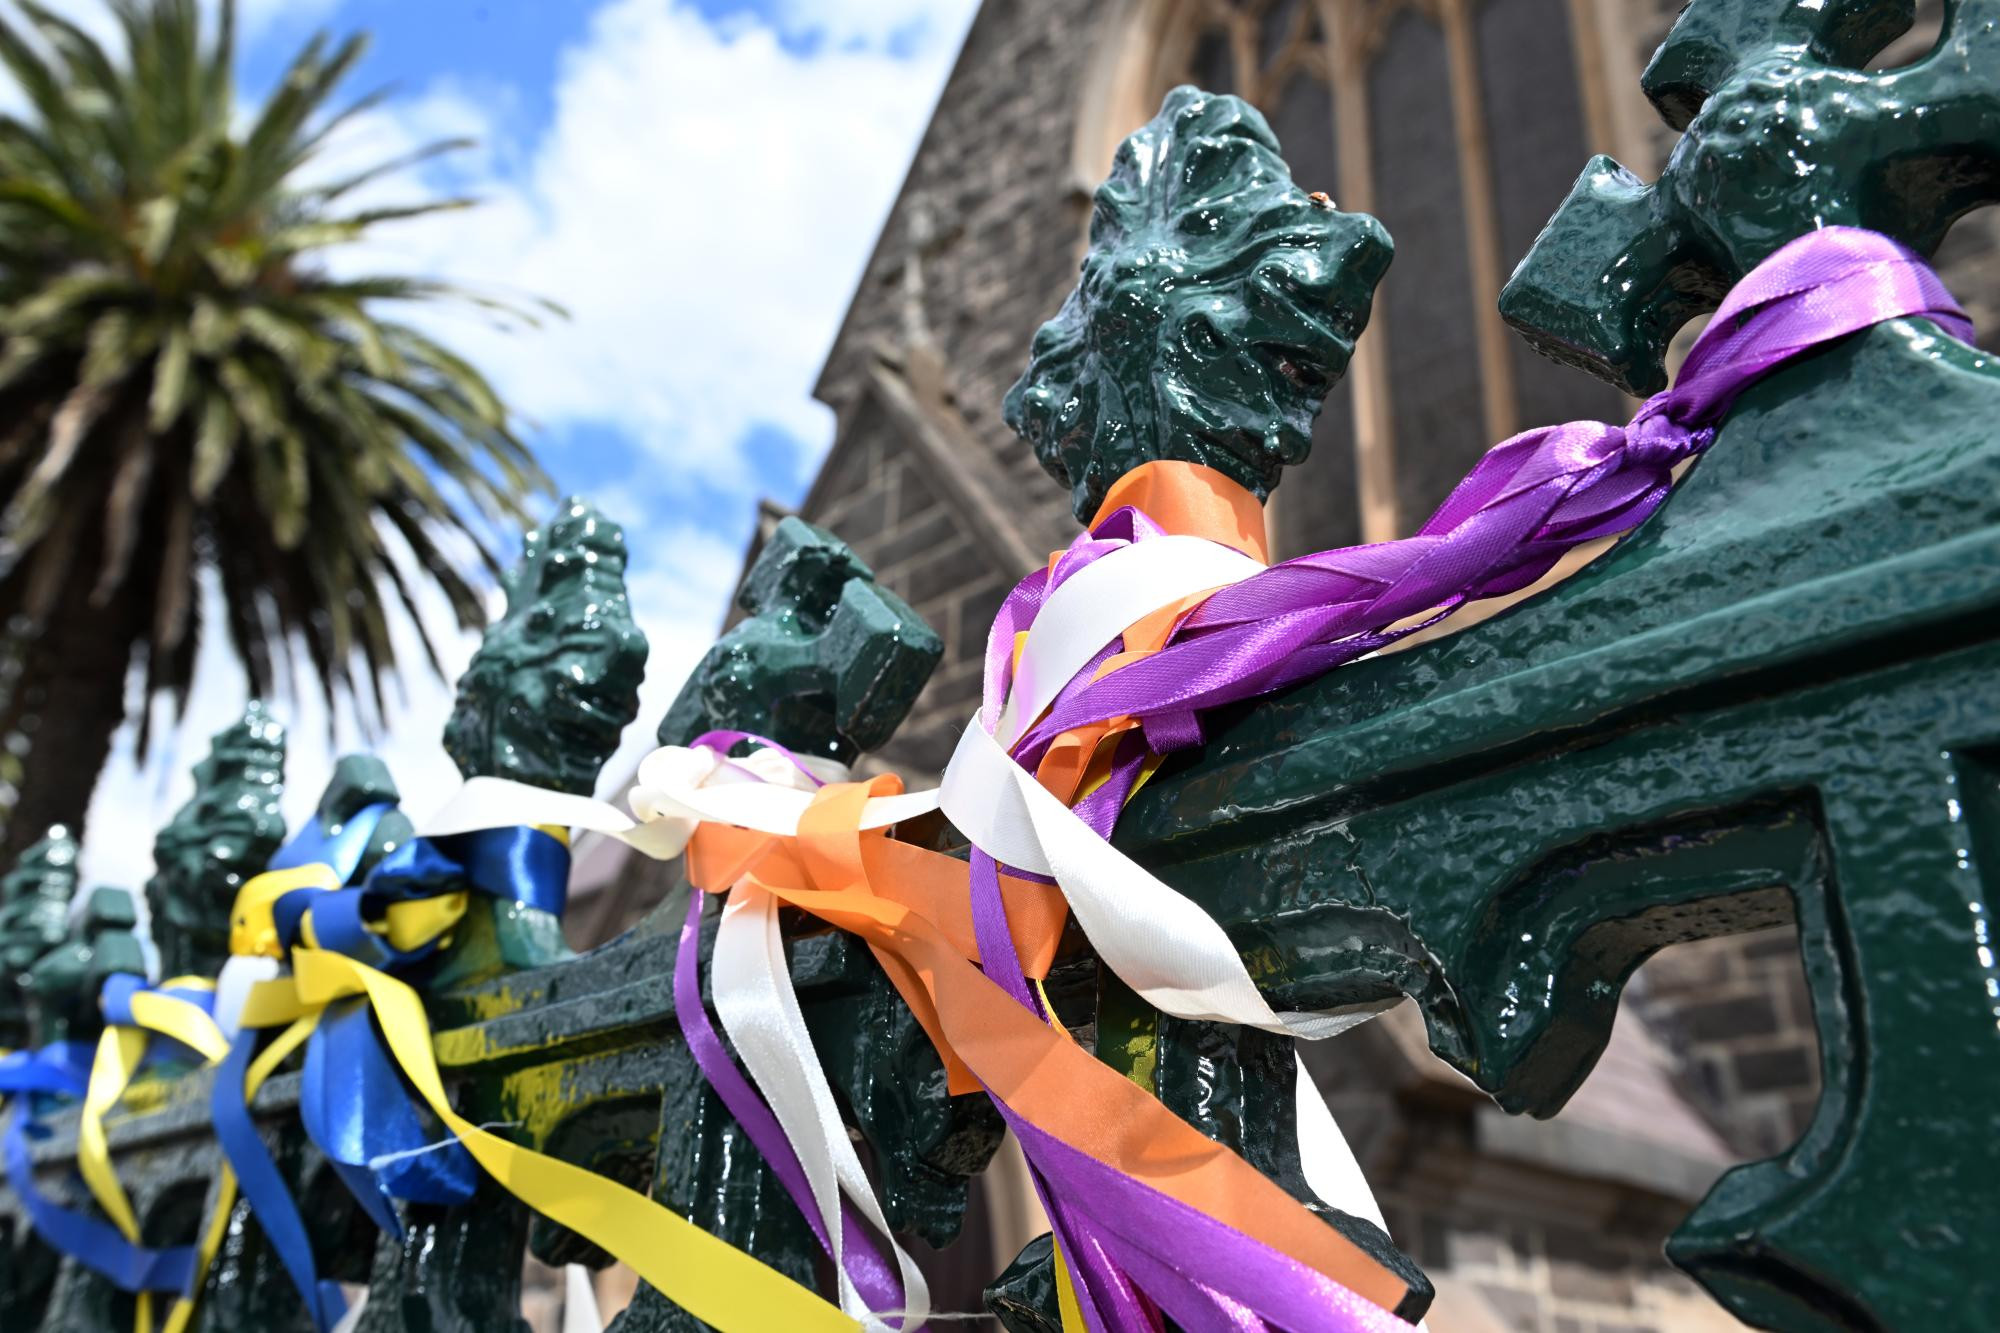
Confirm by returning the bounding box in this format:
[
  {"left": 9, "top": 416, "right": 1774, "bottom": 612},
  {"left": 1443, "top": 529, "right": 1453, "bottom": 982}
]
[{"left": 0, "top": 0, "right": 554, "bottom": 765}]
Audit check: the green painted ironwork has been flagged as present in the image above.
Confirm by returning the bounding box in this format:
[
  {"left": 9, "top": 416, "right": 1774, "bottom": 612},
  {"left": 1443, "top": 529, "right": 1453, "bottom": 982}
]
[
  {"left": 1004, "top": 85, "right": 1391, "bottom": 523},
  {"left": 25, "top": 887, "right": 145, "bottom": 1047},
  {"left": 146, "top": 704, "right": 288, "bottom": 982},
  {"left": 658, "top": 514, "right": 944, "bottom": 764},
  {"left": 0, "top": 826, "right": 78, "bottom": 1050},
  {"left": 432, "top": 497, "right": 649, "bottom": 991},
  {"left": 353, "top": 500, "right": 645, "bottom": 1332},
  {"left": 1498, "top": 0, "right": 1998, "bottom": 394}
]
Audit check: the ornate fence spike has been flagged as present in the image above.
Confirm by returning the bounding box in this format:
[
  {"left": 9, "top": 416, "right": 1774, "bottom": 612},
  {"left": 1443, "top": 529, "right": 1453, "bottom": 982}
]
[
  {"left": 613, "top": 515, "right": 982, "bottom": 1332},
  {"left": 145, "top": 702, "right": 288, "bottom": 981},
  {"left": 1004, "top": 84, "right": 1391, "bottom": 522},
  {"left": 1500, "top": 0, "right": 2000, "bottom": 394},
  {"left": 988, "top": 81, "right": 1427, "bottom": 1333},
  {"left": 444, "top": 497, "right": 648, "bottom": 796},
  {"left": 659, "top": 514, "right": 943, "bottom": 762},
  {"left": 616, "top": 512, "right": 976, "bottom": 1320},
  {"left": 305, "top": 755, "right": 417, "bottom": 879},
  {"left": 0, "top": 826, "right": 78, "bottom": 1049},
  {"left": 352, "top": 500, "right": 649, "bottom": 1332},
  {"left": 429, "top": 498, "right": 648, "bottom": 989},
  {"left": 23, "top": 887, "right": 144, "bottom": 1047}
]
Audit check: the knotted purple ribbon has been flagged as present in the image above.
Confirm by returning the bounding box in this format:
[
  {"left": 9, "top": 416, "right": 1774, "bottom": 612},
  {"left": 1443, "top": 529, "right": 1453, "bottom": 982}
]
[
  {"left": 1006, "top": 227, "right": 1972, "bottom": 774},
  {"left": 959, "top": 226, "right": 1971, "bottom": 1331}
]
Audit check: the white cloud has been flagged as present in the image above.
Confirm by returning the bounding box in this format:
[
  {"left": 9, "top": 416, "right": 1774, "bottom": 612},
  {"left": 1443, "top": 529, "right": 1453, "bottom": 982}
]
[
  {"left": 76, "top": 0, "right": 976, "bottom": 899},
  {"left": 324, "top": 0, "right": 977, "bottom": 495}
]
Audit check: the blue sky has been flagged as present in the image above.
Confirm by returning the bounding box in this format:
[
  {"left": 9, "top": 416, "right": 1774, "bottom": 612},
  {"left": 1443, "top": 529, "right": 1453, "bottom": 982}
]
[{"left": 41, "top": 0, "right": 981, "bottom": 888}]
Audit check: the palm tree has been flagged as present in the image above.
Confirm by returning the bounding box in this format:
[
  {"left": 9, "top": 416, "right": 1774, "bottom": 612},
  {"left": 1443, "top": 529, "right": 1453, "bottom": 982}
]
[{"left": 0, "top": 0, "right": 549, "bottom": 860}]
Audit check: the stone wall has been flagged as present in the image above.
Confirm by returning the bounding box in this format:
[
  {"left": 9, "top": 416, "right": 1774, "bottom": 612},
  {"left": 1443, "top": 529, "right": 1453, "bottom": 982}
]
[
  {"left": 1629, "top": 929, "right": 1823, "bottom": 1160},
  {"left": 800, "top": 386, "right": 1022, "bottom": 774},
  {"left": 811, "top": 0, "right": 1089, "bottom": 550},
  {"left": 801, "top": 0, "right": 1099, "bottom": 775}
]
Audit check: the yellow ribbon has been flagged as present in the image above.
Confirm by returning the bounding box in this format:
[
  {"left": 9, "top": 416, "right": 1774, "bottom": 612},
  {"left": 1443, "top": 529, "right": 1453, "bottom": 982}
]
[
  {"left": 1053, "top": 1236, "right": 1088, "bottom": 1333},
  {"left": 283, "top": 946, "right": 855, "bottom": 1332},
  {"left": 77, "top": 976, "right": 230, "bottom": 1333},
  {"left": 209, "top": 844, "right": 856, "bottom": 1333}
]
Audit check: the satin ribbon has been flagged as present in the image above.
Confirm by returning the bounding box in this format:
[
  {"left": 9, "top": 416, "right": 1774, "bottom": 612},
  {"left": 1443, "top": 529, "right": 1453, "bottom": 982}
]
[
  {"left": 209, "top": 1011, "right": 345, "bottom": 1333},
  {"left": 673, "top": 893, "right": 910, "bottom": 1321},
  {"left": 0, "top": 1042, "right": 95, "bottom": 1272},
  {"left": 706, "top": 778, "right": 1415, "bottom": 1330},
  {"left": 1007, "top": 228, "right": 1973, "bottom": 762},
  {"left": 202, "top": 809, "right": 492, "bottom": 1332},
  {"left": 218, "top": 796, "right": 859, "bottom": 1333},
  {"left": 423, "top": 748, "right": 1409, "bottom": 1325},
  {"left": 0, "top": 979, "right": 231, "bottom": 1331},
  {"left": 287, "top": 944, "right": 857, "bottom": 1331},
  {"left": 671, "top": 737, "right": 931, "bottom": 1329},
  {"left": 0, "top": 1041, "right": 92, "bottom": 1098}
]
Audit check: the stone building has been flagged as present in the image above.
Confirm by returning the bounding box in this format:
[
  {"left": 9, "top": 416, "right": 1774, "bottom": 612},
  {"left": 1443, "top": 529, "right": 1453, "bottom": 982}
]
[{"left": 573, "top": 2, "right": 1997, "bottom": 1327}]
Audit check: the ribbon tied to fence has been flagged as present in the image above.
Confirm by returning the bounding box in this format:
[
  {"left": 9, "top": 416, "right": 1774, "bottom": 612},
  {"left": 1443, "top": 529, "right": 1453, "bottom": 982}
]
[
  {"left": 9, "top": 225, "right": 1973, "bottom": 1333},
  {"left": 426, "top": 224, "right": 1971, "bottom": 1333},
  {"left": 214, "top": 789, "right": 861, "bottom": 1333}
]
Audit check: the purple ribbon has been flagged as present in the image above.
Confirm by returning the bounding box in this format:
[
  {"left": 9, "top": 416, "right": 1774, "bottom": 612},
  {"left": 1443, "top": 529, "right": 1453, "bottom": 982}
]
[
  {"left": 671, "top": 893, "right": 910, "bottom": 1320},
  {"left": 960, "top": 226, "right": 1972, "bottom": 1331},
  {"left": 1006, "top": 227, "right": 1971, "bottom": 768}
]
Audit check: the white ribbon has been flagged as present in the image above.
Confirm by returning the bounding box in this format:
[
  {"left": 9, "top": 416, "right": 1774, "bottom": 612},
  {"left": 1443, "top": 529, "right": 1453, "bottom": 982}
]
[
  {"left": 693, "top": 750, "right": 931, "bottom": 1332},
  {"left": 715, "top": 885, "right": 931, "bottom": 1331},
  {"left": 419, "top": 761, "right": 935, "bottom": 862},
  {"left": 942, "top": 719, "right": 1391, "bottom": 1039},
  {"left": 993, "top": 536, "right": 1263, "bottom": 746}
]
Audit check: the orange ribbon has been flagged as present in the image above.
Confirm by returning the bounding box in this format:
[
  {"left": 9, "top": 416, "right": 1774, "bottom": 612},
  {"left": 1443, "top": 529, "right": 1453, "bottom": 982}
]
[
  {"left": 687, "top": 774, "right": 1410, "bottom": 1315},
  {"left": 688, "top": 456, "right": 1410, "bottom": 1313},
  {"left": 1034, "top": 460, "right": 1270, "bottom": 803}
]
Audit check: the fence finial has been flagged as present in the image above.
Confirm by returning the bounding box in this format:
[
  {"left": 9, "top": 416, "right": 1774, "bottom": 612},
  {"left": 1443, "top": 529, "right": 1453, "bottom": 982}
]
[
  {"left": 145, "top": 701, "right": 287, "bottom": 980},
  {"left": 1005, "top": 85, "right": 1392, "bottom": 523},
  {"left": 1501, "top": 0, "right": 1998, "bottom": 394}
]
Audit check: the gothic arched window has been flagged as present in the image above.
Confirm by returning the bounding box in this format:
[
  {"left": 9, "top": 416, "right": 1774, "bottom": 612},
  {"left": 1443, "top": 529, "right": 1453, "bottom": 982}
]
[{"left": 1080, "top": 0, "right": 1637, "bottom": 557}]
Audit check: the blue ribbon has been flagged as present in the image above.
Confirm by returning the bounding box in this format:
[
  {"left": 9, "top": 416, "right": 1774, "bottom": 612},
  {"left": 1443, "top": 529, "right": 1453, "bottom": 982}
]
[
  {"left": 268, "top": 802, "right": 397, "bottom": 881},
  {"left": 1, "top": 1043, "right": 196, "bottom": 1294},
  {"left": 210, "top": 1032, "right": 348, "bottom": 1333},
  {"left": 0, "top": 1042, "right": 92, "bottom": 1098},
  {"left": 366, "top": 825, "right": 570, "bottom": 917},
  {"left": 301, "top": 996, "right": 479, "bottom": 1232},
  {"left": 5, "top": 1116, "right": 198, "bottom": 1292},
  {"left": 244, "top": 821, "right": 569, "bottom": 1252}
]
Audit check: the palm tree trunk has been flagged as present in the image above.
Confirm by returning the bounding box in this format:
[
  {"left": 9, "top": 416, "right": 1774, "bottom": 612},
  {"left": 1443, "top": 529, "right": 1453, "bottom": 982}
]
[{"left": 0, "top": 578, "right": 146, "bottom": 868}]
